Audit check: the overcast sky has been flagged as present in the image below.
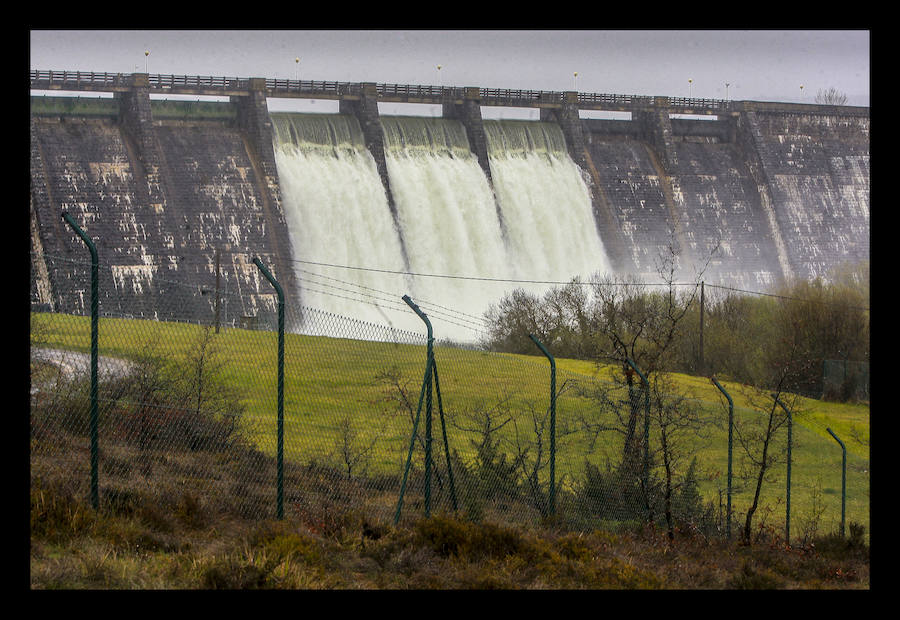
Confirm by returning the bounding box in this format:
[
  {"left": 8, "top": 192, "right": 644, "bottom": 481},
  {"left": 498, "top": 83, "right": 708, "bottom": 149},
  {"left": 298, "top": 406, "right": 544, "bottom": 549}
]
[{"left": 30, "top": 29, "right": 870, "bottom": 112}]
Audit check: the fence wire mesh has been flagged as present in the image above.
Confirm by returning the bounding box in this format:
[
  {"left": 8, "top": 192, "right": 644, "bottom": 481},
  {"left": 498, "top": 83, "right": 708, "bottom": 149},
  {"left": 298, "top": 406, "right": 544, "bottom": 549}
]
[{"left": 30, "top": 251, "right": 868, "bottom": 543}]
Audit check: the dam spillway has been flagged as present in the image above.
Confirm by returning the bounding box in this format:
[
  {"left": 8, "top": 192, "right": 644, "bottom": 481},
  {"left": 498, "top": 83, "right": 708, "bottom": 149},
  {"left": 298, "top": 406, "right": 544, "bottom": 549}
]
[{"left": 29, "top": 72, "right": 870, "bottom": 340}]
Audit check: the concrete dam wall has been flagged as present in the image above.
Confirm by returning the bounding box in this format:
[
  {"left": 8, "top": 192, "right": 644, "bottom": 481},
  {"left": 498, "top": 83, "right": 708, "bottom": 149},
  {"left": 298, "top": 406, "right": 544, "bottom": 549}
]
[
  {"left": 31, "top": 94, "right": 296, "bottom": 327},
  {"left": 581, "top": 109, "right": 869, "bottom": 288},
  {"left": 29, "top": 74, "right": 869, "bottom": 334}
]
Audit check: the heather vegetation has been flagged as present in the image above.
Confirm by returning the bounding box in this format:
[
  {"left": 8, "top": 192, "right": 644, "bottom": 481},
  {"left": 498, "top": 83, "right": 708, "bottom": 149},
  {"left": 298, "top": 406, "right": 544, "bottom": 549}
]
[{"left": 31, "top": 432, "right": 870, "bottom": 589}]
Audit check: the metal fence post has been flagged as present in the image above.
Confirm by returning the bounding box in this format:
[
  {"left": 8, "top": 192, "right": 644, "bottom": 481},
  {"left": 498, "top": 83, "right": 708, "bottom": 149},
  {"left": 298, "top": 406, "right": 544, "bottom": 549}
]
[
  {"left": 529, "top": 334, "right": 556, "bottom": 517},
  {"left": 394, "top": 348, "right": 430, "bottom": 525},
  {"left": 214, "top": 248, "right": 221, "bottom": 334},
  {"left": 826, "top": 427, "right": 847, "bottom": 537},
  {"left": 252, "top": 257, "right": 285, "bottom": 520},
  {"left": 772, "top": 394, "right": 793, "bottom": 545},
  {"left": 402, "top": 295, "right": 434, "bottom": 518},
  {"left": 711, "top": 376, "right": 734, "bottom": 539},
  {"left": 393, "top": 295, "right": 457, "bottom": 523},
  {"left": 698, "top": 280, "right": 705, "bottom": 374},
  {"left": 61, "top": 212, "right": 99, "bottom": 511},
  {"left": 431, "top": 360, "right": 458, "bottom": 513}
]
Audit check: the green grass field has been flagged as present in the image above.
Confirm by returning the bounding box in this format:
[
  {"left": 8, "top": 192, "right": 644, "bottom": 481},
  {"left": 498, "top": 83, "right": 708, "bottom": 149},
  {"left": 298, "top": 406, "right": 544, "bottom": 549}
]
[{"left": 31, "top": 313, "right": 870, "bottom": 539}]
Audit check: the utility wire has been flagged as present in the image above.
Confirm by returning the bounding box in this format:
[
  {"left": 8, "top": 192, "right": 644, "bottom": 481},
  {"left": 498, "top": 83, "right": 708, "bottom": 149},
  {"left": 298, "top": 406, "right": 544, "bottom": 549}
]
[
  {"left": 296, "top": 278, "right": 486, "bottom": 335},
  {"left": 295, "top": 267, "right": 490, "bottom": 328},
  {"left": 33, "top": 251, "right": 870, "bottom": 314},
  {"left": 290, "top": 257, "right": 870, "bottom": 312},
  {"left": 295, "top": 272, "right": 488, "bottom": 333},
  {"left": 703, "top": 283, "right": 870, "bottom": 312}
]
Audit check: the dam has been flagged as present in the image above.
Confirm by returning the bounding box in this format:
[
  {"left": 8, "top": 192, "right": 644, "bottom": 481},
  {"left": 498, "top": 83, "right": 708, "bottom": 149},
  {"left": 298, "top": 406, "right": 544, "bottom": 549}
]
[{"left": 29, "top": 71, "right": 870, "bottom": 340}]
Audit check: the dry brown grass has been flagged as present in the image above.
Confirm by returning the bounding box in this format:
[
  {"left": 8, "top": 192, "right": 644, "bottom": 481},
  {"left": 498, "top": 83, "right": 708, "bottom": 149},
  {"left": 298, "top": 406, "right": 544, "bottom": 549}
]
[{"left": 30, "top": 471, "right": 870, "bottom": 589}]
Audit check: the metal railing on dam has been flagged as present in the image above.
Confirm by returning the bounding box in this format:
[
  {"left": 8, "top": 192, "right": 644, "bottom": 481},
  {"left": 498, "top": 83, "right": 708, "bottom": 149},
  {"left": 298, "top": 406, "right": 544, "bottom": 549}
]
[
  {"left": 31, "top": 69, "right": 736, "bottom": 114},
  {"left": 32, "top": 69, "right": 870, "bottom": 116}
]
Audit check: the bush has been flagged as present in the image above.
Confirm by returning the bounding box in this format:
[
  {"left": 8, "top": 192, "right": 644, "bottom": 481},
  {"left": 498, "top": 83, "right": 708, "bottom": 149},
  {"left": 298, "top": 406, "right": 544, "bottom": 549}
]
[
  {"left": 575, "top": 461, "right": 648, "bottom": 523},
  {"left": 414, "top": 515, "right": 526, "bottom": 561}
]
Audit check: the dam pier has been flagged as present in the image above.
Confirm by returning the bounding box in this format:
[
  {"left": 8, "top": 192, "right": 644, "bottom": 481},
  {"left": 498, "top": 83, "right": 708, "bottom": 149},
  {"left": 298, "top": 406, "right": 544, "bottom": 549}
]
[{"left": 30, "top": 70, "right": 869, "bottom": 336}]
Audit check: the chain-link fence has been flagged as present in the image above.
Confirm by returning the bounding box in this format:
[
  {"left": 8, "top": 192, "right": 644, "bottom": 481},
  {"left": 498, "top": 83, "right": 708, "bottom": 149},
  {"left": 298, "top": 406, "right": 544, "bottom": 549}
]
[
  {"left": 822, "top": 360, "right": 869, "bottom": 403},
  {"left": 30, "top": 249, "right": 869, "bottom": 544}
]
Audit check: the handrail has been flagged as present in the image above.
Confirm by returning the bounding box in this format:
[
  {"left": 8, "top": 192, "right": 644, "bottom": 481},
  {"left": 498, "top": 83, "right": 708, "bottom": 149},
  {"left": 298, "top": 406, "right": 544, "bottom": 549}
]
[
  {"left": 32, "top": 69, "right": 866, "bottom": 113},
  {"left": 31, "top": 69, "right": 735, "bottom": 111}
]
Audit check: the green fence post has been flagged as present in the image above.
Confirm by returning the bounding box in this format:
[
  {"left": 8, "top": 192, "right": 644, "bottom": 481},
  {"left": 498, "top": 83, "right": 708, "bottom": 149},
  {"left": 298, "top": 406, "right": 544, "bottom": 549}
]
[
  {"left": 61, "top": 212, "right": 99, "bottom": 511},
  {"left": 626, "top": 358, "right": 652, "bottom": 524},
  {"left": 772, "top": 394, "right": 793, "bottom": 545},
  {"left": 711, "top": 376, "right": 734, "bottom": 540},
  {"left": 252, "top": 257, "right": 285, "bottom": 520},
  {"left": 431, "top": 360, "right": 458, "bottom": 512},
  {"left": 826, "top": 427, "right": 847, "bottom": 537},
  {"left": 402, "top": 295, "right": 435, "bottom": 518},
  {"left": 529, "top": 334, "right": 556, "bottom": 517},
  {"left": 394, "top": 351, "right": 430, "bottom": 525}
]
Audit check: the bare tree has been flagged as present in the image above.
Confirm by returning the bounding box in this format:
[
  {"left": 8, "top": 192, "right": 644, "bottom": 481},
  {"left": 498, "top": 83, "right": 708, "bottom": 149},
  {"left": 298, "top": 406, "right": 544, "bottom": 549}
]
[
  {"left": 590, "top": 239, "right": 710, "bottom": 472},
  {"left": 175, "top": 324, "right": 246, "bottom": 448},
  {"left": 815, "top": 87, "right": 849, "bottom": 105},
  {"left": 449, "top": 395, "right": 520, "bottom": 500},
  {"left": 649, "top": 374, "right": 711, "bottom": 540},
  {"left": 508, "top": 380, "right": 578, "bottom": 519},
  {"left": 334, "top": 414, "right": 379, "bottom": 480},
  {"left": 373, "top": 366, "right": 418, "bottom": 427},
  {"left": 733, "top": 309, "right": 811, "bottom": 544}
]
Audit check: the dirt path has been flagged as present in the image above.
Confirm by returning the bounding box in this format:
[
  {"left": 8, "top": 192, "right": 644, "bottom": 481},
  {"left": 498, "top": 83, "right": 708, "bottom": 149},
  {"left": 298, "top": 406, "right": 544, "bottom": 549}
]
[{"left": 30, "top": 347, "right": 135, "bottom": 384}]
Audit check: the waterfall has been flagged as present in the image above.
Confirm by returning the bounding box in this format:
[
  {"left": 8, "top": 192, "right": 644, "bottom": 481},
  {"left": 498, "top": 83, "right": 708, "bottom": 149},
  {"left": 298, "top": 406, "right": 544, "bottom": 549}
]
[
  {"left": 380, "top": 116, "right": 512, "bottom": 337},
  {"left": 271, "top": 113, "right": 419, "bottom": 333},
  {"left": 271, "top": 113, "right": 611, "bottom": 341},
  {"left": 484, "top": 120, "right": 612, "bottom": 285}
]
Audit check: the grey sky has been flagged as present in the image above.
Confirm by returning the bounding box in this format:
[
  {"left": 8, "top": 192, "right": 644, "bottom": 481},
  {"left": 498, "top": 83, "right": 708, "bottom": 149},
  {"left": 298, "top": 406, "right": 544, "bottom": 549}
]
[{"left": 30, "top": 29, "right": 870, "bottom": 109}]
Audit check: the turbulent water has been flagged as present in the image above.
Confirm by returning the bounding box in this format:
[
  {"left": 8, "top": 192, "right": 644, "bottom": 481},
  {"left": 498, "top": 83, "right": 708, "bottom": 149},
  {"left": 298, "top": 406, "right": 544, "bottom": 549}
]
[
  {"left": 271, "top": 113, "right": 419, "bottom": 333},
  {"left": 484, "top": 120, "right": 611, "bottom": 284},
  {"left": 380, "top": 116, "right": 513, "bottom": 334},
  {"left": 271, "top": 112, "right": 611, "bottom": 341}
]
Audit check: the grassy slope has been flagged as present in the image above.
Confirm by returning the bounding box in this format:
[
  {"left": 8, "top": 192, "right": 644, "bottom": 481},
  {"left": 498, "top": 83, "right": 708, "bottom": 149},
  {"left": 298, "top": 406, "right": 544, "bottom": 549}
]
[{"left": 31, "top": 313, "right": 870, "bottom": 537}]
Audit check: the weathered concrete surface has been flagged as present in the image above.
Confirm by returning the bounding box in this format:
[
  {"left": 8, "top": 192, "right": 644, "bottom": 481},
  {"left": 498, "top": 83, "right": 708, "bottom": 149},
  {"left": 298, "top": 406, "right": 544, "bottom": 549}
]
[
  {"left": 30, "top": 93, "right": 869, "bottom": 325},
  {"left": 30, "top": 105, "right": 296, "bottom": 327},
  {"left": 746, "top": 110, "right": 869, "bottom": 282},
  {"left": 582, "top": 109, "right": 868, "bottom": 288}
]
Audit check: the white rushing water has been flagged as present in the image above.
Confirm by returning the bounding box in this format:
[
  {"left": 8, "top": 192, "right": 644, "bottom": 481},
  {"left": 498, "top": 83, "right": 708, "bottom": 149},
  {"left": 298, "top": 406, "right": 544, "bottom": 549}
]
[
  {"left": 271, "top": 113, "right": 420, "bottom": 333},
  {"left": 271, "top": 113, "right": 611, "bottom": 342},
  {"left": 380, "top": 116, "right": 513, "bottom": 337},
  {"left": 484, "top": 120, "right": 612, "bottom": 286}
]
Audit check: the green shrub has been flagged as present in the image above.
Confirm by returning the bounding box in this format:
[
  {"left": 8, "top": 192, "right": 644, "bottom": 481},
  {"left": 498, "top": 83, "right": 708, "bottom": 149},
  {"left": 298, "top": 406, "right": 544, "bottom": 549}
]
[{"left": 414, "top": 515, "right": 526, "bottom": 561}]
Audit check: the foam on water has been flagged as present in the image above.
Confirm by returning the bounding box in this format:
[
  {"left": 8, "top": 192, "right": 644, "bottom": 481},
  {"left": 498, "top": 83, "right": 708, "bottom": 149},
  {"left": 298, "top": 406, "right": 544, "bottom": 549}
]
[{"left": 271, "top": 113, "right": 612, "bottom": 341}]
